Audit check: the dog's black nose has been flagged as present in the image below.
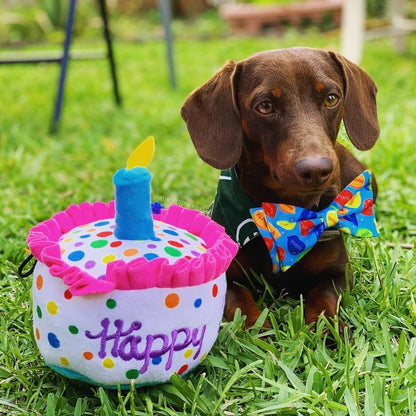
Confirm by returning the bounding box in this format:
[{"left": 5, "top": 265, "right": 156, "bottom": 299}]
[{"left": 295, "top": 157, "right": 333, "bottom": 186}]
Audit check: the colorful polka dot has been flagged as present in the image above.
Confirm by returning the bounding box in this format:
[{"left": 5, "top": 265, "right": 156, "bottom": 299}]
[
  {"left": 123, "top": 248, "right": 139, "bottom": 257},
  {"left": 184, "top": 349, "right": 193, "bottom": 359},
  {"left": 83, "top": 351, "right": 93, "bottom": 360},
  {"left": 184, "top": 232, "right": 198, "bottom": 241},
  {"left": 68, "top": 325, "right": 79, "bottom": 335},
  {"left": 163, "top": 229, "right": 179, "bottom": 236},
  {"left": 126, "top": 369, "right": 140, "bottom": 379},
  {"left": 164, "top": 247, "right": 182, "bottom": 257},
  {"left": 95, "top": 221, "right": 110, "bottom": 227},
  {"left": 152, "top": 356, "right": 162, "bottom": 365},
  {"left": 177, "top": 364, "right": 189, "bottom": 375},
  {"left": 64, "top": 289, "right": 73, "bottom": 300},
  {"left": 36, "top": 274, "right": 43, "bottom": 290},
  {"left": 110, "top": 241, "right": 122, "bottom": 248},
  {"left": 97, "top": 231, "right": 113, "bottom": 237},
  {"left": 144, "top": 253, "right": 159, "bottom": 261},
  {"left": 91, "top": 240, "right": 108, "bottom": 248},
  {"left": 47, "top": 301, "right": 58, "bottom": 315},
  {"left": 36, "top": 305, "right": 42, "bottom": 319},
  {"left": 147, "top": 244, "right": 157, "bottom": 249},
  {"left": 68, "top": 250, "right": 85, "bottom": 261},
  {"left": 80, "top": 234, "right": 90, "bottom": 239},
  {"left": 60, "top": 357, "right": 69, "bottom": 366},
  {"left": 103, "top": 358, "right": 115, "bottom": 369},
  {"left": 85, "top": 260, "right": 96, "bottom": 270},
  {"left": 212, "top": 284, "right": 218, "bottom": 298},
  {"left": 74, "top": 242, "right": 84, "bottom": 247},
  {"left": 102, "top": 254, "right": 116, "bottom": 264},
  {"left": 35, "top": 328, "right": 40, "bottom": 340},
  {"left": 194, "top": 298, "right": 202, "bottom": 308},
  {"left": 48, "top": 332, "right": 60, "bottom": 348},
  {"left": 106, "top": 299, "right": 117, "bottom": 309},
  {"left": 168, "top": 240, "right": 184, "bottom": 248},
  {"left": 165, "top": 293, "right": 180, "bottom": 309}
]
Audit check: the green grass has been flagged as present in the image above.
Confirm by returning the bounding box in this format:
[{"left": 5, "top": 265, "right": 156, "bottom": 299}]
[{"left": 1, "top": 25, "right": 416, "bottom": 415}]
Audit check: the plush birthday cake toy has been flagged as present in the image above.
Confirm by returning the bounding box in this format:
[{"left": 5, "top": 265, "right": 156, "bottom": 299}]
[{"left": 26, "top": 137, "right": 238, "bottom": 389}]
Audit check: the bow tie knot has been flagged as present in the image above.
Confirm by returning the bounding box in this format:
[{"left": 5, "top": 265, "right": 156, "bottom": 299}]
[{"left": 250, "top": 170, "right": 379, "bottom": 273}]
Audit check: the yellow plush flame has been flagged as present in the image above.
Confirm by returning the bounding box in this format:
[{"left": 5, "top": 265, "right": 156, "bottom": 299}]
[{"left": 126, "top": 136, "right": 155, "bottom": 169}]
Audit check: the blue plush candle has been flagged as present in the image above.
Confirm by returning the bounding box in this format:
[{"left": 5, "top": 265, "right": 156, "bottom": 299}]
[{"left": 113, "top": 166, "right": 155, "bottom": 240}]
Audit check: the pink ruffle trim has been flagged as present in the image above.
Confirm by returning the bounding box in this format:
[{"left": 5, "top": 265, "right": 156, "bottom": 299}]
[{"left": 27, "top": 202, "right": 238, "bottom": 296}]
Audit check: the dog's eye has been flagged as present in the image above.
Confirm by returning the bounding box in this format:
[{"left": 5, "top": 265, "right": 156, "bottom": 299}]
[
  {"left": 324, "top": 94, "right": 340, "bottom": 107},
  {"left": 255, "top": 101, "right": 274, "bottom": 115}
]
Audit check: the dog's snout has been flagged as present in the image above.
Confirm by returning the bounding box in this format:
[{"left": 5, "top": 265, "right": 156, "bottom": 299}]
[{"left": 295, "top": 157, "right": 333, "bottom": 187}]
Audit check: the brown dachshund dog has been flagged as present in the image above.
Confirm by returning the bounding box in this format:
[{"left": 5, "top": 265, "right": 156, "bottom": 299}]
[{"left": 181, "top": 47, "right": 379, "bottom": 333}]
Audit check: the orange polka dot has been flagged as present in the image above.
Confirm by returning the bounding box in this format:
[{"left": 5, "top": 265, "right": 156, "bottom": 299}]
[
  {"left": 83, "top": 351, "right": 93, "bottom": 360},
  {"left": 35, "top": 328, "right": 40, "bottom": 340},
  {"left": 36, "top": 274, "right": 43, "bottom": 291},
  {"left": 165, "top": 293, "right": 180, "bottom": 309},
  {"left": 123, "top": 248, "right": 139, "bottom": 257}
]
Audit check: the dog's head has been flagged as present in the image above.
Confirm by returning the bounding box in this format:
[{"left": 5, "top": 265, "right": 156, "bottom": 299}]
[{"left": 181, "top": 48, "right": 379, "bottom": 196}]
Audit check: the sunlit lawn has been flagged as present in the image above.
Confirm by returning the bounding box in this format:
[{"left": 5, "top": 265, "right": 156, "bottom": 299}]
[{"left": 1, "top": 25, "right": 416, "bottom": 415}]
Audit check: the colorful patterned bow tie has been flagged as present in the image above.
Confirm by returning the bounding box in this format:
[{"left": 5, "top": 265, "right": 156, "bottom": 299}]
[{"left": 250, "top": 170, "right": 379, "bottom": 274}]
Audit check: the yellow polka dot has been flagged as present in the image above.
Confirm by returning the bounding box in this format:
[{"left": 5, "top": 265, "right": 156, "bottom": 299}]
[
  {"left": 184, "top": 349, "right": 193, "bottom": 359},
  {"left": 103, "top": 358, "right": 115, "bottom": 369},
  {"left": 199, "top": 353, "right": 207, "bottom": 362},
  {"left": 47, "top": 301, "right": 58, "bottom": 315},
  {"left": 60, "top": 357, "right": 69, "bottom": 366},
  {"left": 63, "top": 238, "right": 73, "bottom": 243},
  {"left": 102, "top": 254, "right": 116, "bottom": 264},
  {"left": 197, "top": 246, "right": 207, "bottom": 252}
]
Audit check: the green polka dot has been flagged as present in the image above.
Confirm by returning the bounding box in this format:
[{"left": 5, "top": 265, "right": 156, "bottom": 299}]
[
  {"left": 126, "top": 369, "right": 140, "bottom": 380},
  {"left": 68, "top": 325, "right": 79, "bottom": 335},
  {"left": 164, "top": 246, "right": 182, "bottom": 257},
  {"left": 90, "top": 240, "right": 108, "bottom": 248},
  {"left": 36, "top": 306, "right": 42, "bottom": 319},
  {"left": 184, "top": 232, "right": 198, "bottom": 241},
  {"left": 106, "top": 299, "right": 117, "bottom": 309}
]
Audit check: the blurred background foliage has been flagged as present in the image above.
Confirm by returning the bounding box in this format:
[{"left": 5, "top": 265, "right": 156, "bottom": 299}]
[{"left": 0, "top": 0, "right": 409, "bottom": 48}]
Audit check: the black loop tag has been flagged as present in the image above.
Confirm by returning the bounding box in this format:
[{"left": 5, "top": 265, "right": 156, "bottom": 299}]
[{"left": 18, "top": 254, "right": 37, "bottom": 278}]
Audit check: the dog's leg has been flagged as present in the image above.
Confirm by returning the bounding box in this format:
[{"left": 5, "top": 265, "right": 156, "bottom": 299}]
[
  {"left": 224, "top": 281, "right": 270, "bottom": 329},
  {"left": 305, "top": 270, "right": 352, "bottom": 340}
]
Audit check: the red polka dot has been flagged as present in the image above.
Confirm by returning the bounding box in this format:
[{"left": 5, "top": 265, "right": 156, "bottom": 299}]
[
  {"left": 212, "top": 284, "right": 218, "bottom": 298},
  {"left": 168, "top": 240, "right": 184, "bottom": 248},
  {"left": 110, "top": 241, "right": 122, "bottom": 248},
  {"left": 97, "top": 231, "right": 113, "bottom": 237},
  {"left": 201, "top": 243, "right": 209, "bottom": 250},
  {"left": 177, "top": 364, "right": 189, "bottom": 375},
  {"left": 64, "top": 289, "right": 73, "bottom": 300}
]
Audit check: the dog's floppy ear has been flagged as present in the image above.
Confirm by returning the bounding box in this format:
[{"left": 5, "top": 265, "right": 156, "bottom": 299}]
[
  {"left": 329, "top": 52, "right": 380, "bottom": 150},
  {"left": 181, "top": 60, "right": 243, "bottom": 169}
]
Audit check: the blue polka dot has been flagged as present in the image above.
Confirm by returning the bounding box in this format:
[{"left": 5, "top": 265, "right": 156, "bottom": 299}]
[
  {"left": 95, "top": 221, "right": 110, "bottom": 226},
  {"left": 144, "top": 253, "right": 159, "bottom": 261},
  {"left": 80, "top": 234, "right": 90, "bottom": 239},
  {"left": 150, "top": 237, "right": 162, "bottom": 242},
  {"left": 48, "top": 332, "right": 60, "bottom": 348},
  {"left": 163, "top": 229, "right": 179, "bottom": 236},
  {"left": 68, "top": 250, "right": 85, "bottom": 261},
  {"left": 194, "top": 298, "right": 202, "bottom": 308},
  {"left": 152, "top": 356, "right": 162, "bottom": 365}
]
